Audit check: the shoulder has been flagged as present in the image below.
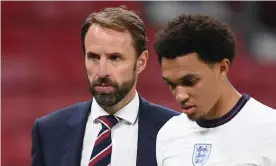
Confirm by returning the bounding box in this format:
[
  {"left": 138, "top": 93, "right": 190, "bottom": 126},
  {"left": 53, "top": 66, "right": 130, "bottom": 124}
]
[
  {"left": 244, "top": 97, "right": 276, "bottom": 121},
  {"left": 248, "top": 99, "right": 276, "bottom": 160},
  {"left": 157, "top": 113, "right": 189, "bottom": 142},
  {"left": 35, "top": 101, "right": 91, "bottom": 127},
  {"left": 140, "top": 97, "right": 180, "bottom": 126},
  {"left": 140, "top": 96, "right": 179, "bottom": 116},
  {"left": 147, "top": 102, "right": 180, "bottom": 117},
  {"left": 243, "top": 97, "right": 276, "bottom": 142},
  {"left": 248, "top": 97, "right": 276, "bottom": 127},
  {"left": 156, "top": 114, "right": 191, "bottom": 166}
]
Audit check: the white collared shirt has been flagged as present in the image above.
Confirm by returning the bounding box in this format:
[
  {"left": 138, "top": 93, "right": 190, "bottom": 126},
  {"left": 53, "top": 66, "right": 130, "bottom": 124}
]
[{"left": 81, "top": 91, "right": 139, "bottom": 166}]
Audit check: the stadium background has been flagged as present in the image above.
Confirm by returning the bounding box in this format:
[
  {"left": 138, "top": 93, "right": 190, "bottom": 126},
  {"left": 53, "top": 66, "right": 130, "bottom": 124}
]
[{"left": 2, "top": 1, "right": 276, "bottom": 166}]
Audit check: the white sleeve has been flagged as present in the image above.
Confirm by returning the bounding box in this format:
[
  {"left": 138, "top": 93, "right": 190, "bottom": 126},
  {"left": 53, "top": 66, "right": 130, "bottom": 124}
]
[
  {"left": 156, "top": 122, "right": 168, "bottom": 166},
  {"left": 261, "top": 120, "right": 276, "bottom": 165},
  {"left": 156, "top": 115, "right": 189, "bottom": 166},
  {"left": 156, "top": 116, "right": 185, "bottom": 166}
]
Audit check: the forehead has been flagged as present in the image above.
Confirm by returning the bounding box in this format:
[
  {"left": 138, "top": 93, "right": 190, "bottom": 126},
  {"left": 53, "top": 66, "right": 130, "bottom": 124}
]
[
  {"left": 161, "top": 53, "right": 210, "bottom": 79},
  {"left": 84, "top": 24, "right": 134, "bottom": 54}
]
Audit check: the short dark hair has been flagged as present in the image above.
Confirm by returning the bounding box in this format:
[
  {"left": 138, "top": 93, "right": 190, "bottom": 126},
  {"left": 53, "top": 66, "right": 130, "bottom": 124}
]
[
  {"left": 154, "top": 14, "right": 237, "bottom": 64},
  {"left": 81, "top": 6, "right": 147, "bottom": 56}
]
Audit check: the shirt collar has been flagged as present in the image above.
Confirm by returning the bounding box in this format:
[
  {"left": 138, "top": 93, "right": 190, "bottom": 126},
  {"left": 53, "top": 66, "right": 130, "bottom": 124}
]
[{"left": 91, "top": 91, "right": 140, "bottom": 124}]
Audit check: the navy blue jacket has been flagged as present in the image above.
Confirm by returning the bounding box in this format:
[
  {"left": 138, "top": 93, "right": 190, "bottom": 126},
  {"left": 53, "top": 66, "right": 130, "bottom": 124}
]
[{"left": 31, "top": 96, "right": 179, "bottom": 166}]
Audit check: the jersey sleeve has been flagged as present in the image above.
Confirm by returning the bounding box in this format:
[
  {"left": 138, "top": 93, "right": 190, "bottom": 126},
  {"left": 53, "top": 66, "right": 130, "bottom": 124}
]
[
  {"left": 156, "top": 119, "right": 170, "bottom": 166},
  {"left": 261, "top": 120, "right": 276, "bottom": 165},
  {"left": 156, "top": 115, "right": 188, "bottom": 166}
]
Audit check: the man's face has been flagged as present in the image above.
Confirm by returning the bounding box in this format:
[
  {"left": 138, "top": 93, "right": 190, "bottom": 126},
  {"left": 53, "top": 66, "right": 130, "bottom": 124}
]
[
  {"left": 84, "top": 24, "right": 143, "bottom": 106},
  {"left": 161, "top": 53, "right": 221, "bottom": 121}
]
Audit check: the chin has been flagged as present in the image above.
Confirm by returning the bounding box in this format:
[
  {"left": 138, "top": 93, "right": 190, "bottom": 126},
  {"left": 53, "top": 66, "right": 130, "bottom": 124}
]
[{"left": 187, "top": 114, "right": 200, "bottom": 121}]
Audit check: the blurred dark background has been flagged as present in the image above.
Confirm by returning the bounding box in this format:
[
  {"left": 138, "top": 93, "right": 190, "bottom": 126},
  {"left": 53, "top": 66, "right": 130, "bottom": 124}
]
[{"left": 2, "top": 1, "right": 276, "bottom": 166}]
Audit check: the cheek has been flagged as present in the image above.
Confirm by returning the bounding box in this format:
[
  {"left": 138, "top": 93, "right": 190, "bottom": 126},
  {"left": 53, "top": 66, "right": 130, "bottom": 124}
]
[
  {"left": 191, "top": 80, "right": 208, "bottom": 97},
  {"left": 192, "top": 80, "right": 216, "bottom": 105},
  {"left": 198, "top": 81, "right": 219, "bottom": 109},
  {"left": 85, "top": 60, "right": 92, "bottom": 71},
  {"left": 106, "top": 66, "right": 133, "bottom": 86},
  {"left": 117, "top": 64, "right": 135, "bottom": 78},
  {"left": 85, "top": 63, "right": 97, "bottom": 81}
]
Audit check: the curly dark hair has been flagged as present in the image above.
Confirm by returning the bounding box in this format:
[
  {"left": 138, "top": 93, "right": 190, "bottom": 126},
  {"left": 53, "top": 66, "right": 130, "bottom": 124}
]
[{"left": 154, "top": 14, "right": 237, "bottom": 65}]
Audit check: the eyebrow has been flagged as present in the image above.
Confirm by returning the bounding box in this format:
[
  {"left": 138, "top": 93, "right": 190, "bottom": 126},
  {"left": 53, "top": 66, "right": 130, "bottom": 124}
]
[
  {"left": 86, "top": 51, "right": 124, "bottom": 57},
  {"left": 106, "top": 52, "right": 124, "bottom": 57},
  {"left": 86, "top": 51, "right": 100, "bottom": 57},
  {"left": 180, "top": 74, "right": 199, "bottom": 81},
  {"left": 162, "top": 73, "right": 199, "bottom": 83}
]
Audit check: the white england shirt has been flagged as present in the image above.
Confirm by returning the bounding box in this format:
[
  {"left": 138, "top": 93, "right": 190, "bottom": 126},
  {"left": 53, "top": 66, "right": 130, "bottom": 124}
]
[{"left": 156, "top": 94, "right": 276, "bottom": 166}]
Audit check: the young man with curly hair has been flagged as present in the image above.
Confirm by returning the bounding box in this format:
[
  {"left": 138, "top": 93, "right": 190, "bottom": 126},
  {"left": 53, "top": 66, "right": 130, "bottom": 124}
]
[{"left": 154, "top": 14, "right": 276, "bottom": 166}]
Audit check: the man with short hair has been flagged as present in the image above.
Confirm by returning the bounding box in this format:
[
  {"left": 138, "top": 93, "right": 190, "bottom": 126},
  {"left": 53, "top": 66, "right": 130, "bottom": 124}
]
[
  {"left": 154, "top": 14, "right": 276, "bottom": 166},
  {"left": 31, "top": 6, "right": 179, "bottom": 166}
]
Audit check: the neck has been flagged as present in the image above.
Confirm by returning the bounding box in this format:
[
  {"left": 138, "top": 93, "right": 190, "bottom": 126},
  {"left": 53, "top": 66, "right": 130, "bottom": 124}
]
[
  {"left": 101, "top": 87, "right": 137, "bottom": 114},
  {"left": 205, "top": 79, "right": 242, "bottom": 120}
]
